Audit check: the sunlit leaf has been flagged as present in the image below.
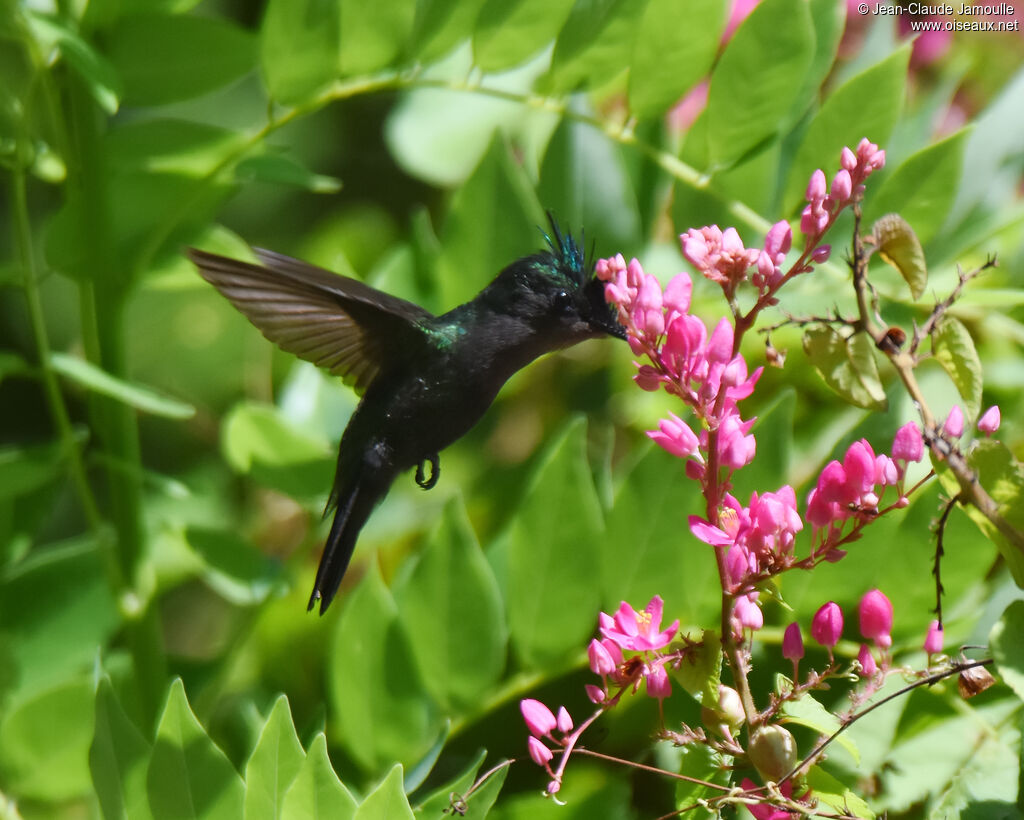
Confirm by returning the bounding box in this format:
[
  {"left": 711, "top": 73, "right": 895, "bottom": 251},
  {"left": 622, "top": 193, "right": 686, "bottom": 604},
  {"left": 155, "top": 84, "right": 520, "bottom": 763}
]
[
  {"left": 261, "top": 0, "right": 339, "bottom": 104},
  {"left": 235, "top": 154, "right": 342, "bottom": 193},
  {"left": 931, "top": 316, "right": 982, "bottom": 420},
  {"left": 243, "top": 696, "right": 305, "bottom": 820},
  {"left": 872, "top": 213, "right": 927, "bottom": 300},
  {"left": 354, "top": 764, "right": 414, "bottom": 819},
  {"left": 803, "top": 326, "right": 887, "bottom": 411},
  {"left": 90, "top": 678, "right": 152, "bottom": 820},
  {"left": 410, "top": 0, "right": 488, "bottom": 62},
  {"left": 545, "top": 0, "right": 644, "bottom": 94},
  {"left": 990, "top": 600, "right": 1024, "bottom": 701},
  {"left": 280, "top": 734, "right": 357, "bottom": 820},
  {"left": 146, "top": 679, "right": 245, "bottom": 820},
  {"left": 472, "top": 0, "right": 575, "bottom": 72}
]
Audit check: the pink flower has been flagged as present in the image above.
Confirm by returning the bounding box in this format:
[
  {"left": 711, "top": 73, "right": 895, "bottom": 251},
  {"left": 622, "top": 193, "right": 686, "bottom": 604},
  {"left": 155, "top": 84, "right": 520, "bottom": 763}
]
[
  {"left": 892, "top": 421, "right": 924, "bottom": 464},
  {"left": 588, "top": 639, "right": 616, "bottom": 676},
  {"left": 811, "top": 602, "right": 843, "bottom": 648},
  {"left": 717, "top": 411, "right": 757, "bottom": 470},
  {"left": 831, "top": 169, "right": 852, "bottom": 203},
  {"left": 978, "top": 405, "right": 1001, "bottom": 434},
  {"left": 556, "top": 706, "right": 573, "bottom": 733},
  {"left": 782, "top": 623, "right": 804, "bottom": 661},
  {"left": 859, "top": 589, "right": 893, "bottom": 648},
  {"left": 527, "top": 736, "right": 552, "bottom": 766},
  {"left": 857, "top": 643, "right": 877, "bottom": 677},
  {"left": 741, "top": 778, "right": 797, "bottom": 820},
  {"left": 585, "top": 684, "right": 605, "bottom": 703},
  {"left": 645, "top": 663, "right": 671, "bottom": 699},
  {"left": 734, "top": 592, "right": 763, "bottom": 631},
  {"left": 763, "top": 220, "right": 792, "bottom": 263},
  {"left": 944, "top": 405, "right": 964, "bottom": 437},
  {"left": 648, "top": 412, "right": 701, "bottom": 460},
  {"left": 923, "top": 620, "right": 943, "bottom": 654},
  {"left": 600, "top": 596, "right": 680, "bottom": 651},
  {"left": 520, "top": 699, "right": 556, "bottom": 738}
]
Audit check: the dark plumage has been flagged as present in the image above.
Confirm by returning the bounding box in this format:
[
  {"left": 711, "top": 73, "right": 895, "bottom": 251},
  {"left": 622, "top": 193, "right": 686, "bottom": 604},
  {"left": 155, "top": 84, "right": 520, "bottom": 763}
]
[{"left": 188, "top": 219, "right": 624, "bottom": 613}]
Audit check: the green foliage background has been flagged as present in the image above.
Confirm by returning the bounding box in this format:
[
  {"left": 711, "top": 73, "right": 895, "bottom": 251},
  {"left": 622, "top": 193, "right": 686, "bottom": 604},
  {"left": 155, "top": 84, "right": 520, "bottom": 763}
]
[{"left": 1, "top": 0, "right": 1023, "bottom": 817}]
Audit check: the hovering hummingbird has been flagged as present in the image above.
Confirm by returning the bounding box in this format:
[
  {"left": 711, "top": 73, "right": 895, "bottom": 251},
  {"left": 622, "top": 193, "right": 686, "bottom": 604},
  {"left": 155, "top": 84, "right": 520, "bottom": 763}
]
[{"left": 188, "top": 218, "right": 625, "bottom": 614}]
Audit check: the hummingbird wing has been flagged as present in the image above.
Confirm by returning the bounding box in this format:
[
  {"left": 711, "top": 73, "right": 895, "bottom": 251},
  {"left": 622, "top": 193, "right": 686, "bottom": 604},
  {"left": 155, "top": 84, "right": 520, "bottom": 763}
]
[{"left": 187, "top": 247, "right": 435, "bottom": 393}]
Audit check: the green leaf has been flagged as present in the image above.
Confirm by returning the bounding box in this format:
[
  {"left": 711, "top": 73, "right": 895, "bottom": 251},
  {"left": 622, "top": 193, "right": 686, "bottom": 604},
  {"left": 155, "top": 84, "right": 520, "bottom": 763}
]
[
  {"left": 410, "top": 0, "right": 488, "bottom": 62},
  {"left": 805, "top": 767, "right": 874, "bottom": 818},
  {"left": 627, "top": 0, "right": 724, "bottom": 119},
  {"left": 396, "top": 498, "right": 505, "bottom": 710},
  {"left": 872, "top": 213, "right": 927, "bottom": 301},
  {"left": 0, "top": 438, "right": 67, "bottom": 501},
  {"left": 221, "top": 401, "right": 334, "bottom": 499},
  {"left": 282, "top": 732, "right": 358, "bottom": 818},
  {"left": 244, "top": 696, "right": 306, "bottom": 820},
  {"left": 674, "top": 743, "right": 730, "bottom": 818},
  {"left": 328, "top": 563, "right": 436, "bottom": 772},
  {"left": 964, "top": 440, "right": 1024, "bottom": 587},
  {"left": 413, "top": 748, "right": 486, "bottom": 815},
  {"left": 545, "top": 0, "right": 646, "bottom": 93},
  {"left": 602, "top": 445, "right": 717, "bottom": 628},
  {"left": 50, "top": 352, "right": 195, "bottom": 419},
  {"left": 458, "top": 759, "right": 507, "bottom": 820},
  {"left": 784, "top": 45, "right": 911, "bottom": 212},
  {"left": 435, "top": 137, "right": 544, "bottom": 309},
  {"left": 0, "top": 675, "right": 95, "bottom": 801},
  {"left": 105, "top": 13, "right": 257, "bottom": 106},
  {"left": 104, "top": 119, "right": 248, "bottom": 177},
  {"left": 472, "top": 0, "right": 576, "bottom": 72},
  {"left": 669, "top": 630, "right": 720, "bottom": 702},
  {"left": 90, "top": 678, "right": 153, "bottom": 820},
  {"left": 990, "top": 600, "right": 1024, "bottom": 703},
  {"left": 705, "top": 0, "right": 814, "bottom": 167},
  {"left": 802, "top": 326, "right": 887, "bottom": 411},
  {"left": 234, "top": 154, "right": 342, "bottom": 193},
  {"left": 261, "top": 0, "right": 339, "bottom": 104},
  {"left": 789, "top": 0, "right": 846, "bottom": 122},
  {"left": 507, "top": 418, "right": 603, "bottom": 667},
  {"left": 355, "top": 764, "right": 414, "bottom": 820},
  {"left": 185, "top": 527, "right": 283, "bottom": 606},
  {"left": 864, "top": 129, "right": 969, "bottom": 245},
  {"left": 339, "top": 0, "right": 415, "bottom": 75},
  {"left": 146, "top": 679, "right": 245, "bottom": 820},
  {"left": 931, "top": 316, "right": 983, "bottom": 420},
  {"left": 778, "top": 677, "right": 860, "bottom": 763},
  {"left": 280, "top": 734, "right": 357, "bottom": 820},
  {"left": 26, "top": 11, "right": 122, "bottom": 113}
]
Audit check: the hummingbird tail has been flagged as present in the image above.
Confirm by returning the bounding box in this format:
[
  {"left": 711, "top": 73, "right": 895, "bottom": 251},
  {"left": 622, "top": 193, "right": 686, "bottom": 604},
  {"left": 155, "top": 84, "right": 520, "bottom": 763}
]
[{"left": 308, "top": 479, "right": 376, "bottom": 615}]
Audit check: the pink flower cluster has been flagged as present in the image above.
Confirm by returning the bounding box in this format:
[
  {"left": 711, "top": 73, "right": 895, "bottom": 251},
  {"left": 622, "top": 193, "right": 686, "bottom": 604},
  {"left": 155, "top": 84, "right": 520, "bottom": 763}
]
[
  {"left": 805, "top": 422, "right": 924, "bottom": 537},
  {"left": 587, "top": 596, "right": 679, "bottom": 703},
  {"left": 801, "top": 138, "right": 886, "bottom": 249},
  {"left": 520, "top": 698, "right": 574, "bottom": 795}
]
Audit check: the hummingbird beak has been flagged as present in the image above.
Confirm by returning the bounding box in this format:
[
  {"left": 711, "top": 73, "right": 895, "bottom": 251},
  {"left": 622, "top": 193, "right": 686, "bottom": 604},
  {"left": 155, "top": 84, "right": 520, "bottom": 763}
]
[{"left": 590, "top": 310, "right": 627, "bottom": 340}]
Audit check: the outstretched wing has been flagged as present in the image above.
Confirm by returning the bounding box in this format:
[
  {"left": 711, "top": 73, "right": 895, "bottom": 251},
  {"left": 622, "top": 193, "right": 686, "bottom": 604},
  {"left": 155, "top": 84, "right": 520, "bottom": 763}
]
[{"left": 188, "top": 247, "right": 435, "bottom": 393}]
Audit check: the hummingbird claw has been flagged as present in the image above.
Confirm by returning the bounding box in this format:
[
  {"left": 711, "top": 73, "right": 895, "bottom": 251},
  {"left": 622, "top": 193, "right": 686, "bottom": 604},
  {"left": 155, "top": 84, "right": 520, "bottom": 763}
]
[{"left": 415, "top": 454, "right": 440, "bottom": 490}]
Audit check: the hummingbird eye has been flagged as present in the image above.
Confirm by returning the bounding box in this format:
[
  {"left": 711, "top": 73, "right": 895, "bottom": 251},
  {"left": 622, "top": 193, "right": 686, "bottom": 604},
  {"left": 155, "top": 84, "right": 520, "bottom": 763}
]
[{"left": 553, "top": 290, "right": 573, "bottom": 315}]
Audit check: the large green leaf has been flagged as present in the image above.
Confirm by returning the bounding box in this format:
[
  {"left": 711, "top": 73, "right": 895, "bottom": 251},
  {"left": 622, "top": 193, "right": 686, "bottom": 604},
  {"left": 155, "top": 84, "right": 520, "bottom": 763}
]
[
  {"left": 864, "top": 129, "right": 969, "bottom": 245},
  {"left": 962, "top": 440, "right": 1024, "bottom": 587},
  {"left": 104, "top": 13, "right": 256, "bottom": 106},
  {"left": 328, "top": 563, "right": 437, "bottom": 772},
  {"left": 409, "top": 0, "right": 488, "bottom": 62},
  {"left": 396, "top": 498, "right": 506, "bottom": 710},
  {"left": 260, "top": 0, "right": 339, "bottom": 104},
  {"left": 355, "top": 765, "right": 414, "bottom": 819},
  {"left": 0, "top": 675, "right": 95, "bottom": 801},
  {"left": 784, "top": 45, "right": 910, "bottom": 212},
  {"left": 705, "top": 0, "right": 813, "bottom": 168},
  {"left": 930, "top": 316, "right": 983, "bottom": 421},
  {"left": 472, "top": 0, "right": 576, "bottom": 72},
  {"left": 280, "top": 734, "right": 357, "bottom": 820},
  {"left": 51, "top": 352, "right": 195, "bottom": 419},
  {"left": 544, "top": 0, "right": 646, "bottom": 94},
  {"left": 339, "top": 0, "right": 415, "bottom": 76},
  {"left": 627, "top": 0, "right": 724, "bottom": 119},
  {"left": 146, "top": 680, "right": 244, "bottom": 820},
  {"left": 507, "top": 418, "right": 604, "bottom": 667},
  {"left": 90, "top": 678, "right": 153, "bottom": 820},
  {"left": 990, "top": 600, "right": 1024, "bottom": 702},
  {"left": 802, "top": 326, "right": 887, "bottom": 411},
  {"left": 243, "top": 696, "right": 306, "bottom": 820}
]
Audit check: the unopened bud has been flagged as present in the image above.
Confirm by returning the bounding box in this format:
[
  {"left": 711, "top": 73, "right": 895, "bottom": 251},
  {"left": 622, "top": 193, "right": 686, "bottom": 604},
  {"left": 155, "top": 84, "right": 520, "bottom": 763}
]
[{"left": 748, "top": 725, "right": 798, "bottom": 781}]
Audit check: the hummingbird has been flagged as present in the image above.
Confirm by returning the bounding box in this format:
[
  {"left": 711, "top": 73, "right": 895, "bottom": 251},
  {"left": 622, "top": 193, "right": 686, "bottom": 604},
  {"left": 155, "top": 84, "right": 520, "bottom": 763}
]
[{"left": 188, "top": 218, "right": 625, "bottom": 614}]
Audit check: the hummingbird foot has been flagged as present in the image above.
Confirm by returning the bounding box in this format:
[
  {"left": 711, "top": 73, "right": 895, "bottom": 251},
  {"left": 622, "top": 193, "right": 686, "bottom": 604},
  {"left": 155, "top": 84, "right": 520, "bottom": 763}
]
[{"left": 415, "top": 454, "right": 440, "bottom": 490}]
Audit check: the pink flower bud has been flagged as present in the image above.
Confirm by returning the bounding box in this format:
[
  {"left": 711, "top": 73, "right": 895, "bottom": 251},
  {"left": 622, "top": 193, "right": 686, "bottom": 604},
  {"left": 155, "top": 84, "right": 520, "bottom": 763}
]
[
  {"left": 663, "top": 272, "right": 693, "bottom": 315},
  {"left": 645, "top": 663, "right": 671, "bottom": 699},
  {"left": 528, "top": 736, "right": 552, "bottom": 766},
  {"left": 944, "top": 405, "right": 964, "bottom": 437},
  {"left": 556, "top": 706, "right": 573, "bottom": 733},
  {"left": 841, "top": 146, "right": 858, "bottom": 171},
  {"left": 875, "top": 454, "right": 898, "bottom": 486},
  {"left": 764, "top": 220, "right": 792, "bottom": 261},
  {"left": 547, "top": 780, "right": 561, "bottom": 795},
  {"left": 811, "top": 245, "right": 831, "bottom": 263},
  {"left": 585, "top": 684, "right": 605, "bottom": 703},
  {"left": 892, "top": 421, "right": 924, "bottom": 463},
  {"left": 734, "top": 593, "right": 763, "bottom": 631},
  {"left": 648, "top": 412, "right": 700, "bottom": 459},
  {"left": 811, "top": 602, "right": 843, "bottom": 648},
  {"left": 859, "top": 589, "right": 893, "bottom": 648},
  {"left": 806, "top": 169, "right": 827, "bottom": 202},
  {"left": 978, "top": 405, "right": 1000, "bottom": 434},
  {"left": 588, "top": 639, "right": 615, "bottom": 676},
  {"left": 634, "top": 365, "right": 661, "bottom": 392},
  {"left": 831, "top": 169, "right": 853, "bottom": 202},
  {"left": 783, "top": 622, "right": 804, "bottom": 661},
  {"left": 520, "top": 699, "right": 556, "bottom": 737},
  {"left": 857, "top": 643, "right": 877, "bottom": 677},
  {"left": 923, "top": 620, "right": 943, "bottom": 654}
]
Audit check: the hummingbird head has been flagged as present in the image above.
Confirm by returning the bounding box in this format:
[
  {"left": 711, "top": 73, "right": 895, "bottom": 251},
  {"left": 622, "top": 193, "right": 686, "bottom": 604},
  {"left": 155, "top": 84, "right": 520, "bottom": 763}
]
[{"left": 486, "top": 215, "right": 627, "bottom": 345}]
